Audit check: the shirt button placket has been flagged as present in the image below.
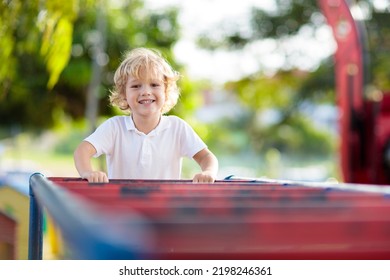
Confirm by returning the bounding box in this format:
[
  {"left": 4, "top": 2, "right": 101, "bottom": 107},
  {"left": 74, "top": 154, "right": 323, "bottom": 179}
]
[{"left": 141, "top": 136, "right": 152, "bottom": 167}]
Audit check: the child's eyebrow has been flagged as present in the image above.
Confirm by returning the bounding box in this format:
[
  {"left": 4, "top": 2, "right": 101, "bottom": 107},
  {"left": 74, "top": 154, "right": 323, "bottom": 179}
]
[{"left": 150, "top": 78, "right": 164, "bottom": 83}]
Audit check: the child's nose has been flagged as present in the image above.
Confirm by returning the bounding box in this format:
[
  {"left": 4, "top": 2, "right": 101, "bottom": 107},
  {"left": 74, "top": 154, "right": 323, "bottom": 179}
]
[{"left": 141, "top": 85, "right": 152, "bottom": 95}]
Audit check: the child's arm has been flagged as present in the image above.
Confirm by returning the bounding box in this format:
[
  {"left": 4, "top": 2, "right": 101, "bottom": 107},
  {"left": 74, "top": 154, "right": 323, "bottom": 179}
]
[
  {"left": 192, "top": 148, "right": 219, "bottom": 183},
  {"left": 74, "top": 141, "right": 109, "bottom": 183}
]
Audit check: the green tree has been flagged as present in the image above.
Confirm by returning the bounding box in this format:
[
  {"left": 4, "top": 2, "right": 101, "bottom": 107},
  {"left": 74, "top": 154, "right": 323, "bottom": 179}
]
[
  {"left": 0, "top": 0, "right": 186, "bottom": 131},
  {"left": 0, "top": 0, "right": 78, "bottom": 91},
  {"left": 196, "top": 0, "right": 390, "bottom": 157}
]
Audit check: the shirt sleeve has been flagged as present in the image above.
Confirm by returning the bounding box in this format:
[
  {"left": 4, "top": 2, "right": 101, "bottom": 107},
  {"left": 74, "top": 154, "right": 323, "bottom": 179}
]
[
  {"left": 179, "top": 118, "right": 207, "bottom": 158},
  {"left": 84, "top": 118, "right": 116, "bottom": 157}
]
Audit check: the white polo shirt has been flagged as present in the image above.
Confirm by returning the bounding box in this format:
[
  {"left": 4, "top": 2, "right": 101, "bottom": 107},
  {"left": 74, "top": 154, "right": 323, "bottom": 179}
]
[{"left": 84, "top": 115, "right": 207, "bottom": 179}]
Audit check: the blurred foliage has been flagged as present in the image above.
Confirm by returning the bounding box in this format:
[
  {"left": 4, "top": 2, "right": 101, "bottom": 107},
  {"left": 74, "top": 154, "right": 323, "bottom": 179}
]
[
  {"left": 196, "top": 0, "right": 390, "bottom": 157},
  {"left": 365, "top": 4, "right": 390, "bottom": 90},
  {"left": 222, "top": 64, "right": 335, "bottom": 157},
  {"left": 0, "top": 0, "right": 199, "bottom": 131},
  {"left": 39, "top": 0, "right": 79, "bottom": 89},
  {"left": 2, "top": 0, "right": 390, "bottom": 167},
  {"left": 197, "top": 0, "right": 320, "bottom": 50},
  {"left": 197, "top": 0, "right": 390, "bottom": 91},
  {"left": 0, "top": 0, "right": 79, "bottom": 91}
]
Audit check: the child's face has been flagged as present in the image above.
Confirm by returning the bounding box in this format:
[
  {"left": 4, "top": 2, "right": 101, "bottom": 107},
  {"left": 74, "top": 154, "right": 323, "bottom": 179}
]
[{"left": 125, "top": 68, "right": 166, "bottom": 119}]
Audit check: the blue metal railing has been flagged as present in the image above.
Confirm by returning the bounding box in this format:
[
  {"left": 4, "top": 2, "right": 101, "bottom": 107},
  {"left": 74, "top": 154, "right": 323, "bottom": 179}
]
[{"left": 28, "top": 173, "right": 153, "bottom": 259}]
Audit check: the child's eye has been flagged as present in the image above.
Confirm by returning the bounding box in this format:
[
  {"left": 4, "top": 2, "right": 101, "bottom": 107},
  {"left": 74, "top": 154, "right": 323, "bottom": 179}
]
[
  {"left": 151, "top": 83, "right": 162, "bottom": 87},
  {"left": 130, "top": 84, "right": 140, "bottom": 89}
]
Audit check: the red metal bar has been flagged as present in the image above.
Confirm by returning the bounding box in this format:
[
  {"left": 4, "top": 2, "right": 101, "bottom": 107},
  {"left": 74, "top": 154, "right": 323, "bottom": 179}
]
[
  {"left": 318, "top": 0, "right": 368, "bottom": 183},
  {"left": 0, "top": 212, "right": 16, "bottom": 260}
]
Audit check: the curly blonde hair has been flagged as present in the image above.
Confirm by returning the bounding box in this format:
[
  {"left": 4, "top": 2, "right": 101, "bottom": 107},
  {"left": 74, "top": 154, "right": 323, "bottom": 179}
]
[{"left": 109, "top": 47, "right": 181, "bottom": 114}]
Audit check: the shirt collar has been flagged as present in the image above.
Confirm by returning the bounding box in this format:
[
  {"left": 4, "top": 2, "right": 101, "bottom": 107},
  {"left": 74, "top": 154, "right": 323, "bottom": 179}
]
[
  {"left": 125, "top": 116, "right": 137, "bottom": 131},
  {"left": 125, "top": 115, "right": 171, "bottom": 135}
]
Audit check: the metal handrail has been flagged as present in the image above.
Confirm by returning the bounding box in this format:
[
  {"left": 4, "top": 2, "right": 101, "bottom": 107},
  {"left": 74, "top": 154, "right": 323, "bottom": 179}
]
[{"left": 28, "top": 173, "right": 153, "bottom": 260}]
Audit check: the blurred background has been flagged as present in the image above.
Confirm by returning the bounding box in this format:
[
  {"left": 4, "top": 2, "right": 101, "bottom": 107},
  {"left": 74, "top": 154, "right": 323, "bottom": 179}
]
[
  {"left": 1, "top": 0, "right": 390, "bottom": 185},
  {"left": 2, "top": 0, "right": 390, "bottom": 260}
]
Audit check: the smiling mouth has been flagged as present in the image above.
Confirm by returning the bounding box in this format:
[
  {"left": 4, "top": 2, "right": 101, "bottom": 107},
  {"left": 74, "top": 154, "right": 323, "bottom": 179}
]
[{"left": 138, "top": 100, "right": 155, "bottom": 104}]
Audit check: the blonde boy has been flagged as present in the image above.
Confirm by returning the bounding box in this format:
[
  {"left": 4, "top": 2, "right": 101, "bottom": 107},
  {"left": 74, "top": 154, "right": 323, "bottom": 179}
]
[{"left": 74, "top": 48, "right": 218, "bottom": 183}]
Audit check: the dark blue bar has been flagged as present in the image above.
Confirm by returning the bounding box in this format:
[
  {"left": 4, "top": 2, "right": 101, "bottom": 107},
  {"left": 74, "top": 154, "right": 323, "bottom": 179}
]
[
  {"left": 27, "top": 174, "right": 152, "bottom": 259},
  {"left": 28, "top": 173, "right": 44, "bottom": 260}
]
